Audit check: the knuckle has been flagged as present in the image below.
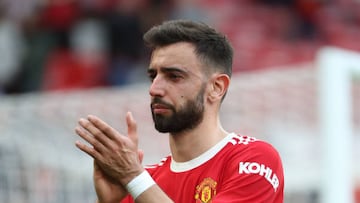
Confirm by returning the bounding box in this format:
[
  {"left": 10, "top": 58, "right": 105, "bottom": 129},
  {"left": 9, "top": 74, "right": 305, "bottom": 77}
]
[
  {"left": 92, "top": 142, "right": 104, "bottom": 152},
  {"left": 102, "top": 125, "right": 114, "bottom": 134},
  {"left": 92, "top": 130, "right": 103, "bottom": 138}
]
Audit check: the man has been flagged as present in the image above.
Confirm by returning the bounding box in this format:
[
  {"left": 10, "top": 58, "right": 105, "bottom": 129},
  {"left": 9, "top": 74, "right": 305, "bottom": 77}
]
[{"left": 75, "top": 19, "right": 284, "bottom": 203}]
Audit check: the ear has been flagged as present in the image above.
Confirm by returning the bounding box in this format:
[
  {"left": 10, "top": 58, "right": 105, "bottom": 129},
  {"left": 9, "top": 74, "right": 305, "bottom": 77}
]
[{"left": 208, "top": 73, "right": 230, "bottom": 103}]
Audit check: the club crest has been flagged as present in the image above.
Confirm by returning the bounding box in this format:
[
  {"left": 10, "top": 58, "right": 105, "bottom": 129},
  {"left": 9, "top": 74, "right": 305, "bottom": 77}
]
[{"left": 194, "top": 177, "right": 217, "bottom": 203}]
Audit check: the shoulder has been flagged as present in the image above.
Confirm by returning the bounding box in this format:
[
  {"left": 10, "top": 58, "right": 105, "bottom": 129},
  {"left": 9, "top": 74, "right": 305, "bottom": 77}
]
[
  {"left": 220, "top": 134, "right": 284, "bottom": 194},
  {"left": 223, "top": 134, "right": 284, "bottom": 183},
  {"left": 213, "top": 134, "right": 284, "bottom": 202},
  {"left": 226, "top": 134, "right": 281, "bottom": 161}
]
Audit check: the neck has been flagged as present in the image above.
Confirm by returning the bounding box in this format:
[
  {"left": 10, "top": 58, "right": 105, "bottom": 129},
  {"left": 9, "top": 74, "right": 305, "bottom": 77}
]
[{"left": 168, "top": 116, "right": 228, "bottom": 162}]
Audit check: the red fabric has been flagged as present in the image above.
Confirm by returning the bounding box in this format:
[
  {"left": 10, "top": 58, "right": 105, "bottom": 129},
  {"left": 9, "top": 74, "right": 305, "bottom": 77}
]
[
  {"left": 121, "top": 134, "right": 284, "bottom": 203},
  {"left": 40, "top": 1, "right": 80, "bottom": 31}
]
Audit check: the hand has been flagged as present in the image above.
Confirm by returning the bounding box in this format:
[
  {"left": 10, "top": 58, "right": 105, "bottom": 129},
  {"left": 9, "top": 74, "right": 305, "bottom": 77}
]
[
  {"left": 93, "top": 161, "right": 126, "bottom": 203},
  {"left": 75, "top": 112, "right": 144, "bottom": 192}
]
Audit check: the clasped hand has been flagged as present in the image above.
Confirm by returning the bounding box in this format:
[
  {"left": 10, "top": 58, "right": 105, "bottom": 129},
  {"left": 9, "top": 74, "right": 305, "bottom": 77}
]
[{"left": 75, "top": 112, "right": 144, "bottom": 202}]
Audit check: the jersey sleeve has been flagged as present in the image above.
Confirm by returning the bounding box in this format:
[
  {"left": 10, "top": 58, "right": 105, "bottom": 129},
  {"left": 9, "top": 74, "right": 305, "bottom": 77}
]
[{"left": 213, "top": 140, "right": 284, "bottom": 203}]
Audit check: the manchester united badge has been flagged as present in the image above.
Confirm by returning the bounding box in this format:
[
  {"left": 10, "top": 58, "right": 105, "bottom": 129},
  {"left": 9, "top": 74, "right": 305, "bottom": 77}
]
[{"left": 194, "top": 177, "right": 217, "bottom": 203}]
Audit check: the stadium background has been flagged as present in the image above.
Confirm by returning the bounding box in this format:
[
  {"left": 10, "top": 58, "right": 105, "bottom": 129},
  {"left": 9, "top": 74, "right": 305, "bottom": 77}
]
[{"left": 0, "top": 0, "right": 359, "bottom": 202}]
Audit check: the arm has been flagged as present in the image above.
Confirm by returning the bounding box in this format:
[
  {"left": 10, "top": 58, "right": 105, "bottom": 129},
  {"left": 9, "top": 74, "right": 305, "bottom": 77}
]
[
  {"left": 75, "top": 112, "right": 173, "bottom": 203},
  {"left": 132, "top": 184, "right": 174, "bottom": 203}
]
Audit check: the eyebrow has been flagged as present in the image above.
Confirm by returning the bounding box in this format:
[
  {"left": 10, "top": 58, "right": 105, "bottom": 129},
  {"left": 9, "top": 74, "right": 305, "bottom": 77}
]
[{"left": 148, "top": 67, "right": 189, "bottom": 75}]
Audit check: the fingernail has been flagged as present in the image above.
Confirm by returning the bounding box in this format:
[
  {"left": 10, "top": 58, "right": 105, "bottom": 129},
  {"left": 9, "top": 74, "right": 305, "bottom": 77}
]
[{"left": 78, "top": 118, "right": 86, "bottom": 124}]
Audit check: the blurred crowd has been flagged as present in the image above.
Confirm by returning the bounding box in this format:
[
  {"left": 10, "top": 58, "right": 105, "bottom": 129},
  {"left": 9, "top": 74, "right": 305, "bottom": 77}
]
[
  {"left": 0, "top": 0, "right": 176, "bottom": 94},
  {"left": 0, "top": 0, "right": 359, "bottom": 95}
]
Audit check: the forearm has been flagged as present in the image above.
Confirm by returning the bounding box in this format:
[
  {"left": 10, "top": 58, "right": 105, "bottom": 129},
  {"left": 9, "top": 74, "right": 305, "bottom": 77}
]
[
  {"left": 134, "top": 185, "right": 174, "bottom": 203},
  {"left": 95, "top": 184, "right": 173, "bottom": 203},
  {"left": 95, "top": 195, "right": 127, "bottom": 203}
]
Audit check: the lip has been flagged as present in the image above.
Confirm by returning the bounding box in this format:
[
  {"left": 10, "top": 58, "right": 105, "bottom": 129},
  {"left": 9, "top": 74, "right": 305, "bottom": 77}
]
[{"left": 152, "top": 103, "right": 171, "bottom": 114}]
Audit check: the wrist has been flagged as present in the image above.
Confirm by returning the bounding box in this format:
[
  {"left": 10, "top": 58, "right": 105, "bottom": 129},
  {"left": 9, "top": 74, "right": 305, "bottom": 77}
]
[
  {"left": 96, "top": 199, "right": 120, "bottom": 203},
  {"left": 125, "top": 170, "right": 156, "bottom": 199}
]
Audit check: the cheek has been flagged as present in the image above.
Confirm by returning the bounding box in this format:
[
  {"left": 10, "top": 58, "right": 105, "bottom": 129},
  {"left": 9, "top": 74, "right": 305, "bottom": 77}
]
[{"left": 177, "top": 95, "right": 188, "bottom": 108}]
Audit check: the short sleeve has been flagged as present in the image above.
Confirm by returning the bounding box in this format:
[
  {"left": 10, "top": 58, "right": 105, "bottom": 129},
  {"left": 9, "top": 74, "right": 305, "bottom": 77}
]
[{"left": 212, "top": 141, "right": 284, "bottom": 203}]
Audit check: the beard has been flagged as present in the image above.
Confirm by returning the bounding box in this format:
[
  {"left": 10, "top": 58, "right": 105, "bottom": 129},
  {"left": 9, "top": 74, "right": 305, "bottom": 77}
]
[{"left": 151, "top": 85, "right": 206, "bottom": 134}]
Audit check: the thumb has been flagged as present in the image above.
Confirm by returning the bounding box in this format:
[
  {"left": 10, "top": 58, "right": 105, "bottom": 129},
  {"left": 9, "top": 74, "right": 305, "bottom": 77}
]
[{"left": 126, "top": 111, "right": 138, "bottom": 146}]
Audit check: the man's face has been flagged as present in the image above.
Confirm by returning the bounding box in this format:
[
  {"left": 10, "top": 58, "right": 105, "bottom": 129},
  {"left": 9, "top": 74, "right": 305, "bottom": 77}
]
[
  {"left": 148, "top": 42, "right": 207, "bottom": 134},
  {"left": 151, "top": 83, "right": 206, "bottom": 133}
]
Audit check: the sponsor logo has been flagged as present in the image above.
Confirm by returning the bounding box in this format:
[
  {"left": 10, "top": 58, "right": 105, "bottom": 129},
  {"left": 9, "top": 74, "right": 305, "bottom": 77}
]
[
  {"left": 194, "top": 177, "right": 217, "bottom": 203},
  {"left": 239, "top": 162, "right": 279, "bottom": 191}
]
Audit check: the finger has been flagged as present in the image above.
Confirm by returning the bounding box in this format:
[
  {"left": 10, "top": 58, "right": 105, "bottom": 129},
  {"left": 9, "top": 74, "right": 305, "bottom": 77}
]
[
  {"left": 94, "top": 160, "right": 100, "bottom": 170},
  {"left": 126, "top": 112, "right": 138, "bottom": 146},
  {"left": 75, "top": 125, "right": 107, "bottom": 153},
  {"left": 79, "top": 118, "right": 114, "bottom": 149},
  {"left": 75, "top": 139, "right": 102, "bottom": 160},
  {"left": 138, "top": 149, "right": 144, "bottom": 163},
  {"left": 87, "top": 115, "right": 120, "bottom": 140}
]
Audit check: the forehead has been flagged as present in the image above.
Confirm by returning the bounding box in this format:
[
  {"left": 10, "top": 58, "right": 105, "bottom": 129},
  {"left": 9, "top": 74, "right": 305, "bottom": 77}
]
[{"left": 150, "top": 42, "right": 203, "bottom": 72}]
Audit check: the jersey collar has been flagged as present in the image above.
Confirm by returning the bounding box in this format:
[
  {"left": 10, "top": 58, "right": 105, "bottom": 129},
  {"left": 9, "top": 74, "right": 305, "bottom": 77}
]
[{"left": 170, "top": 132, "right": 236, "bottom": 172}]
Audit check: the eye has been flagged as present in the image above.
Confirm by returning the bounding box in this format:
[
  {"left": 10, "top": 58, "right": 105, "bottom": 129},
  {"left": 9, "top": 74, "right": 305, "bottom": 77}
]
[{"left": 168, "top": 73, "right": 182, "bottom": 81}]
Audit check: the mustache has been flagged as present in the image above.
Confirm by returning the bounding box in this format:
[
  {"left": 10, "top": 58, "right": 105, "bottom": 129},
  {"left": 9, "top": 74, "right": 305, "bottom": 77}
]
[{"left": 151, "top": 97, "right": 173, "bottom": 109}]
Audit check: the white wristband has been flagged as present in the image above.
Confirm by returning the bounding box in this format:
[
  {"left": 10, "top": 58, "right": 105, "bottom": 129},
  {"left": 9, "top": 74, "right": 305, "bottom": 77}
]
[{"left": 125, "top": 171, "right": 156, "bottom": 199}]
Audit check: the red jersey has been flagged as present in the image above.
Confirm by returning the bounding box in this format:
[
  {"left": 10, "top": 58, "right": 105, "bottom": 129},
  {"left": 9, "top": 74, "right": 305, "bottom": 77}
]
[{"left": 121, "top": 133, "right": 284, "bottom": 203}]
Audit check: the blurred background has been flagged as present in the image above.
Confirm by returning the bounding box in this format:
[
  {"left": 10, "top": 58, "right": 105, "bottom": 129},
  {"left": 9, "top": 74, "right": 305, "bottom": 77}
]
[{"left": 0, "top": 0, "right": 359, "bottom": 202}]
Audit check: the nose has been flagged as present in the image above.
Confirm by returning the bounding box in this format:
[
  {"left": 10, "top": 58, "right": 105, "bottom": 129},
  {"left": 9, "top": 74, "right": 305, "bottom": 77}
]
[{"left": 149, "top": 76, "right": 165, "bottom": 97}]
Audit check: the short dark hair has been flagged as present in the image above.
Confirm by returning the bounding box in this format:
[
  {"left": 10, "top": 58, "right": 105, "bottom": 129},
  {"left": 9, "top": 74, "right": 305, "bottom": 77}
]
[{"left": 143, "top": 20, "right": 233, "bottom": 78}]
